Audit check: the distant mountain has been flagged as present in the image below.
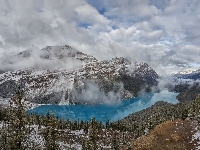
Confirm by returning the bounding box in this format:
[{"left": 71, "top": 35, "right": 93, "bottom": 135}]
[
  {"left": 0, "top": 45, "right": 159, "bottom": 105},
  {"left": 176, "top": 83, "right": 200, "bottom": 102},
  {"left": 174, "top": 69, "right": 200, "bottom": 80},
  {"left": 173, "top": 69, "right": 200, "bottom": 102}
]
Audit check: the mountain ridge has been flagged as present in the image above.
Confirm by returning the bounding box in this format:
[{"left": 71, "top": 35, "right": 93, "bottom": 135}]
[{"left": 0, "top": 45, "right": 159, "bottom": 105}]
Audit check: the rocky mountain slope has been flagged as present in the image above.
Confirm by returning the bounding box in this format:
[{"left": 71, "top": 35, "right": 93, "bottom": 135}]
[
  {"left": 172, "top": 70, "right": 200, "bottom": 102},
  {"left": 176, "top": 83, "right": 200, "bottom": 102},
  {"left": 174, "top": 69, "right": 200, "bottom": 81},
  {"left": 0, "top": 45, "right": 158, "bottom": 105}
]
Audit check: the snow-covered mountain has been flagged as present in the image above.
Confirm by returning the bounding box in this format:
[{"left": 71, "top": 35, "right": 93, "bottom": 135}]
[
  {"left": 172, "top": 69, "right": 200, "bottom": 102},
  {"left": 174, "top": 69, "right": 200, "bottom": 81},
  {"left": 0, "top": 45, "right": 158, "bottom": 105}
]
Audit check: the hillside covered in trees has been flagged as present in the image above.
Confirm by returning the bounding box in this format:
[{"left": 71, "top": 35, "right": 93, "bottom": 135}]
[{"left": 0, "top": 87, "right": 200, "bottom": 149}]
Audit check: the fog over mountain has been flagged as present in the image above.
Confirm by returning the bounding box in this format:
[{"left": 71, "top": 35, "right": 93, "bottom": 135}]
[
  {"left": 0, "top": 45, "right": 159, "bottom": 104},
  {"left": 1, "top": 2, "right": 200, "bottom": 150},
  {"left": 0, "top": 0, "right": 200, "bottom": 75}
]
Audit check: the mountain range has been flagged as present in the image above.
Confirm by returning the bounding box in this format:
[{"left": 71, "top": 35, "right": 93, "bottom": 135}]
[
  {"left": 172, "top": 69, "right": 200, "bottom": 102},
  {"left": 174, "top": 69, "right": 200, "bottom": 81},
  {"left": 0, "top": 45, "right": 158, "bottom": 105}
]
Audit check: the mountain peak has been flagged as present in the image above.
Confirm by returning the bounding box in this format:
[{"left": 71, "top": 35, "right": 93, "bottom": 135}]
[{"left": 0, "top": 45, "right": 159, "bottom": 105}]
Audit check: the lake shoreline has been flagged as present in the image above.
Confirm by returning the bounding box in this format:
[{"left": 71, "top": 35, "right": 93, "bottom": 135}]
[{"left": 28, "top": 90, "right": 179, "bottom": 124}]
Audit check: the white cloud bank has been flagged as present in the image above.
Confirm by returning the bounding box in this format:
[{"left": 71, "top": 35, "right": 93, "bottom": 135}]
[{"left": 0, "top": 0, "right": 200, "bottom": 75}]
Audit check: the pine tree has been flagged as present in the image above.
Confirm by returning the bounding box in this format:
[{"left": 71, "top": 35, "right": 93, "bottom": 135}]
[
  {"left": 106, "top": 119, "right": 110, "bottom": 129},
  {"left": 189, "top": 95, "right": 200, "bottom": 122},
  {"left": 0, "top": 87, "right": 36, "bottom": 150},
  {"left": 81, "top": 139, "right": 87, "bottom": 150},
  {"left": 111, "top": 132, "right": 119, "bottom": 150},
  {"left": 88, "top": 118, "right": 98, "bottom": 149},
  {"left": 42, "top": 112, "right": 60, "bottom": 150}
]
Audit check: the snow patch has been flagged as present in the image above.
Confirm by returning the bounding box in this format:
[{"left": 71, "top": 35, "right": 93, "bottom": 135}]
[{"left": 192, "top": 129, "right": 200, "bottom": 150}]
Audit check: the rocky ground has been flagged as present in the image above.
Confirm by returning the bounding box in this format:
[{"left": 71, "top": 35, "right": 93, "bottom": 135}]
[{"left": 131, "top": 119, "right": 200, "bottom": 150}]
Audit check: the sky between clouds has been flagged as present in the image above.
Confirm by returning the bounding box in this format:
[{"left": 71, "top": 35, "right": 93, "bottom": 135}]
[{"left": 0, "top": 0, "right": 200, "bottom": 75}]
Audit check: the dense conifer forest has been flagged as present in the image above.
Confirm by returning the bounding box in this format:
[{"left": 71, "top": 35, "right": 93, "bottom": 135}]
[{"left": 0, "top": 87, "right": 200, "bottom": 149}]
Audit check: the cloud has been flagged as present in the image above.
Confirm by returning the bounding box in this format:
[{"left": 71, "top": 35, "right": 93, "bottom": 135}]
[
  {"left": 75, "top": 4, "right": 110, "bottom": 26},
  {"left": 0, "top": 45, "right": 83, "bottom": 71},
  {"left": 104, "top": 0, "right": 159, "bottom": 23},
  {"left": 0, "top": 0, "right": 200, "bottom": 75},
  {"left": 73, "top": 80, "right": 123, "bottom": 104}
]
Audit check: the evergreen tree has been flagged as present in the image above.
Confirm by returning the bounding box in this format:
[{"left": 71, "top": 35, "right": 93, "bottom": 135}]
[
  {"left": 189, "top": 94, "right": 200, "bottom": 122},
  {"left": 88, "top": 118, "right": 98, "bottom": 149},
  {"left": 42, "top": 112, "right": 60, "bottom": 150},
  {"left": 111, "top": 132, "right": 119, "bottom": 150},
  {"left": 81, "top": 139, "right": 87, "bottom": 150},
  {"left": 0, "top": 87, "right": 37, "bottom": 150}
]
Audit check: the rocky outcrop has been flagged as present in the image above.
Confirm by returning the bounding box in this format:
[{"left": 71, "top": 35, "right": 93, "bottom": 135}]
[
  {"left": 0, "top": 80, "right": 17, "bottom": 98},
  {"left": 28, "top": 92, "right": 63, "bottom": 104}
]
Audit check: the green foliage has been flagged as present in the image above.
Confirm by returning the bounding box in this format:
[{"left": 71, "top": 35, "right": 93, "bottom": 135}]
[
  {"left": 81, "top": 139, "right": 87, "bottom": 150},
  {"left": 2, "top": 87, "right": 200, "bottom": 150},
  {"left": 88, "top": 118, "right": 98, "bottom": 150},
  {"left": 42, "top": 112, "right": 60, "bottom": 150},
  {"left": 188, "top": 94, "right": 200, "bottom": 122},
  {"left": 0, "top": 87, "right": 37, "bottom": 150},
  {"left": 111, "top": 132, "right": 120, "bottom": 150}
]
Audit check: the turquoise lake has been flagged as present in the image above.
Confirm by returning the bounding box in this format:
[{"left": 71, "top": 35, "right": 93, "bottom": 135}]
[{"left": 28, "top": 90, "right": 179, "bottom": 123}]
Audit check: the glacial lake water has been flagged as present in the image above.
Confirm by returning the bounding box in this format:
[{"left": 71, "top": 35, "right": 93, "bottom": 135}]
[{"left": 28, "top": 90, "right": 179, "bottom": 123}]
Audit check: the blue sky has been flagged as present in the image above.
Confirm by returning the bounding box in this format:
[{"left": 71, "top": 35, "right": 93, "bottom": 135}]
[
  {"left": 86, "top": 0, "right": 106, "bottom": 15},
  {"left": 0, "top": 0, "right": 200, "bottom": 74}
]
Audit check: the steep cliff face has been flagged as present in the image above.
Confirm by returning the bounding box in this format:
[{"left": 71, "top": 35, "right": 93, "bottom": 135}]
[{"left": 0, "top": 45, "right": 159, "bottom": 104}]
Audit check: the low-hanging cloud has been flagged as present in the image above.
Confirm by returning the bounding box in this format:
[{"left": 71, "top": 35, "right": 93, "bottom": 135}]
[
  {"left": 0, "top": 45, "right": 83, "bottom": 71},
  {"left": 73, "top": 80, "right": 124, "bottom": 104},
  {"left": 0, "top": 0, "right": 200, "bottom": 75}
]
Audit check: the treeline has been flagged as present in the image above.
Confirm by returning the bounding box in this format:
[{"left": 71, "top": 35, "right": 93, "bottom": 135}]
[
  {"left": 117, "top": 96, "right": 200, "bottom": 138},
  {"left": 0, "top": 88, "right": 134, "bottom": 149},
  {"left": 0, "top": 88, "right": 200, "bottom": 149}
]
